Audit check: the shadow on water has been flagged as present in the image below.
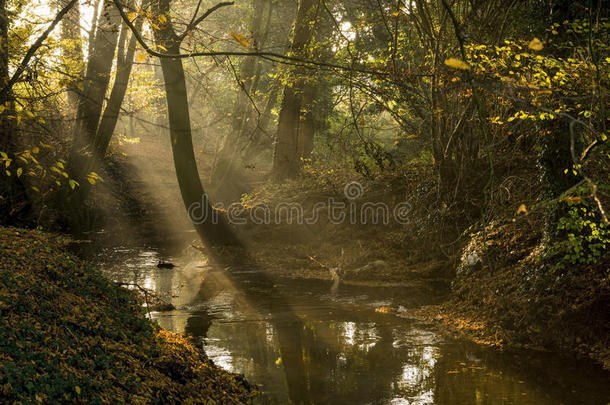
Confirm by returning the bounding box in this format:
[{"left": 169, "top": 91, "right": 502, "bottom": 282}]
[{"left": 87, "top": 239, "right": 610, "bottom": 405}]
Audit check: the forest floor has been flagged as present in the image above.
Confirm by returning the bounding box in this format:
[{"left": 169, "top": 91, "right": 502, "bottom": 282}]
[
  {"left": 221, "top": 165, "right": 610, "bottom": 370},
  {"left": 0, "top": 227, "right": 257, "bottom": 404}
]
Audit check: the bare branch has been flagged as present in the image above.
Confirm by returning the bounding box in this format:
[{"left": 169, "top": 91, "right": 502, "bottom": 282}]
[
  {"left": 569, "top": 121, "right": 609, "bottom": 225},
  {"left": 178, "top": 1, "right": 235, "bottom": 41}
]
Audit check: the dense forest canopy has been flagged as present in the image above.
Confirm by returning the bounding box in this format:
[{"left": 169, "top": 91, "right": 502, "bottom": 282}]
[
  {"left": 0, "top": 0, "right": 609, "bottom": 403},
  {"left": 0, "top": 0, "right": 607, "bottom": 231}
]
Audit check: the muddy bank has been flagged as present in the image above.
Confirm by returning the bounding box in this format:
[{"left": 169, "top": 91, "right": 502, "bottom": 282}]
[{"left": 0, "top": 227, "right": 256, "bottom": 404}]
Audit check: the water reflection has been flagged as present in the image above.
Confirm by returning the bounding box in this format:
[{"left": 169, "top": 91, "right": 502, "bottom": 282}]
[{"left": 93, "top": 246, "right": 610, "bottom": 405}]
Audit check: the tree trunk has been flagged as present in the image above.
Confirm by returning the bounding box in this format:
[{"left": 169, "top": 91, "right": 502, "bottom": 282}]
[
  {"left": 212, "top": 0, "right": 269, "bottom": 185},
  {"left": 95, "top": 14, "right": 141, "bottom": 157},
  {"left": 297, "top": 84, "right": 317, "bottom": 160},
  {"left": 60, "top": 0, "right": 84, "bottom": 109},
  {"left": 243, "top": 80, "right": 280, "bottom": 160},
  {"left": 272, "top": 0, "right": 318, "bottom": 180},
  {"left": 153, "top": 0, "right": 238, "bottom": 246},
  {"left": 68, "top": 0, "right": 122, "bottom": 182}
]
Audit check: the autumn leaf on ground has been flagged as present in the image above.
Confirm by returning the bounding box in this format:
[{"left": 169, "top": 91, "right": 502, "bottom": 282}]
[
  {"left": 516, "top": 204, "right": 528, "bottom": 215},
  {"left": 445, "top": 58, "right": 469, "bottom": 70}
]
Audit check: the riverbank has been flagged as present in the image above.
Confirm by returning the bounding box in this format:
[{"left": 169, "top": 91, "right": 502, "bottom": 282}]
[
  {"left": 430, "top": 214, "right": 610, "bottom": 370},
  {"left": 0, "top": 227, "right": 256, "bottom": 404},
  {"left": 227, "top": 168, "right": 609, "bottom": 370}
]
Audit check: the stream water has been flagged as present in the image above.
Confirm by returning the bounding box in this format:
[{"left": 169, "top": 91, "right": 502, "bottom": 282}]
[{"left": 87, "top": 241, "right": 610, "bottom": 405}]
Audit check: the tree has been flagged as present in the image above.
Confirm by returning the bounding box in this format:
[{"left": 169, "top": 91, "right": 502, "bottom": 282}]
[
  {"left": 59, "top": 0, "right": 84, "bottom": 109},
  {"left": 211, "top": 0, "right": 273, "bottom": 198},
  {"left": 0, "top": 0, "right": 78, "bottom": 223},
  {"left": 68, "top": 0, "right": 123, "bottom": 194},
  {"left": 149, "top": 0, "right": 239, "bottom": 245},
  {"left": 271, "top": 0, "right": 319, "bottom": 180}
]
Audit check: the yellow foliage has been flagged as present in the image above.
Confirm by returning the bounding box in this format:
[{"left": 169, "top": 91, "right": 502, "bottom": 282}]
[
  {"left": 444, "top": 58, "right": 469, "bottom": 70},
  {"left": 528, "top": 38, "right": 544, "bottom": 51},
  {"left": 230, "top": 31, "right": 251, "bottom": 48}
]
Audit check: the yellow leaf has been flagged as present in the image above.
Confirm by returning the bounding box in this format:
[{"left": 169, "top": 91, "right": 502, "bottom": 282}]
[
  {"left": 75, "top": 386, "right": 81, "bottom": 395},
  {"left": 127, "top": 12, "right": 137, "bottom": 21},
  {"left": 516, "top": 204, "right": 528, "bottom": 215},
  {"left": 528, "top": 38, "right": 543, "bottom": 51},
  {"left": 16, "top": 167, "right": 22, "bottom": 177},
  {"left": 391, "top": 11, "right": 400, "bottom": 17},
  {"left": 158, "top": 14, "right": 167, "bottom": 24},
  {"left": 230, "top": 31, "right": 251, "bottom": 48},
  {"left": 444, "top": 58, "right": 469, "bottom": 70},
  {"left": 137, "top": 53, "right": 146, "bottom": 62},
  {"left": 275, "top": 357, "right": 282, "bottom": 366},
  {"left": 157, "top": 44, "right": 168, "bottom": 52},
  {"left": 32, "top": 147, "right": 39, "bottom": 154}
]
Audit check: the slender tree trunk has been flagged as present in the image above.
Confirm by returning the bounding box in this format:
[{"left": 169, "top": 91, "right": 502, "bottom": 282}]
[
  {"left": 68, "top": 0, "right": 122, "bottom": 182},
  {"left": 243, "top": 80, "right": 280, "bottom": 160},
  {"left": 153, "top": 0, "right": 238, "bottom": 246},
  {"left": 272, "top": 0, "right": 318, "bottom": 180},
  {"left": 297, "top": 84, "right": 317, "bottom": 160},
  {"left": 95, "top": 13, "right": 141, "bottom": 157},
  {"left": 212, "top": 0, "right": 269, "bottom": 184},
  {"left": 60, "top": 0, "right": 84, "bottom": 109}
]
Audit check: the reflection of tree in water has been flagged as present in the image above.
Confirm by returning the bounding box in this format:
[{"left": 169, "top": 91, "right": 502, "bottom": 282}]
[
  {"left": 300, "top": 319, "right": 429, "bottom": 404},
  {"left": 434, "top": 342, "right": 610, "bottom": 405},
  {"left": 181, "top": 263, "right": 450, "bottom": 404}
]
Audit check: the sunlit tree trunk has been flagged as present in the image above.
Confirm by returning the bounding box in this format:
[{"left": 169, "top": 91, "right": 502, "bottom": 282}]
[
  {"left": 297, "top": 84, "right": 317, "bottom": 160},
  {"left": 95, "top": 14, "right": 141, "bottom": 158},
  {"left": 271, "top": 0, "right": 318, "bottom": 180},
  {"left": 59, "top": 0, "right": 84, "bottom": 109},
  {"left": 212, "top": 0, "right": 270, "bottom": 186},
  {"left": 243, "top": 80, "right": 280, "bottom": 160},
  {"left": 68, "top": 0, "right": 122, "bottom": 184},
  {"left": 152, "top": 0, "right": 238, "bottom": 245}
]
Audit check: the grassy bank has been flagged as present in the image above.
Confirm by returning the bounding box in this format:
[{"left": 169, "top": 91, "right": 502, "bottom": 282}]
[{"left": 0, "top": 227, "right": 256, "bottom": 404}]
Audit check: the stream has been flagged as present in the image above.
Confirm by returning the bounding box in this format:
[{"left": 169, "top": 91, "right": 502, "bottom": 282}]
[{"left": 86, "top": 240, "right": 610, "bottom": 405}]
